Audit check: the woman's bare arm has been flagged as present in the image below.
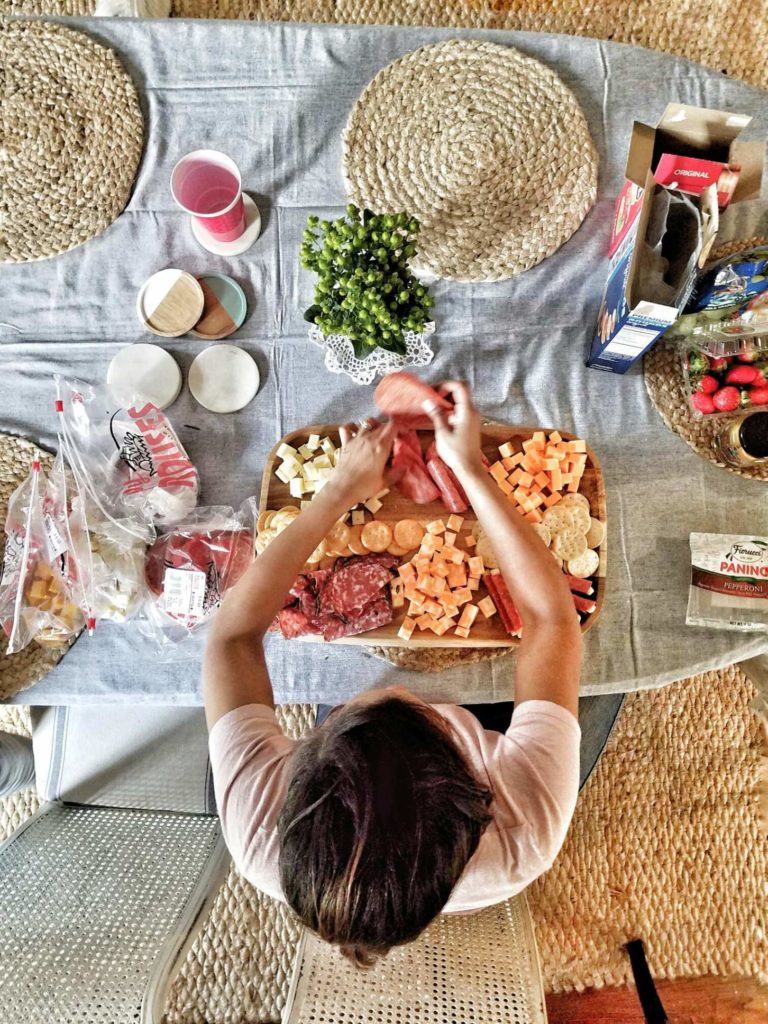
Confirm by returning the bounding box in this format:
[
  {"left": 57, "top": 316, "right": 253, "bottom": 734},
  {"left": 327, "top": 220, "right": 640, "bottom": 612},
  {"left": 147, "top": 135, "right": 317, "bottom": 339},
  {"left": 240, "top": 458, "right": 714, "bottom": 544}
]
[
  {"left": 203, "top": 419, "right": 398, "bottom": 728},
  {"left": 423, "top": 383, "right": 582, "bottom": 716}
]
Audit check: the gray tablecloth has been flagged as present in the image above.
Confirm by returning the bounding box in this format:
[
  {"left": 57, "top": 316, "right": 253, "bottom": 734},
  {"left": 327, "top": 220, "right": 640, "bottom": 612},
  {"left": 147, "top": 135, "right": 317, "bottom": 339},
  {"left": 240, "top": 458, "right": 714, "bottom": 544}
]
[{"left": 2, "top": 18, "right": 767, "bottom": 705}]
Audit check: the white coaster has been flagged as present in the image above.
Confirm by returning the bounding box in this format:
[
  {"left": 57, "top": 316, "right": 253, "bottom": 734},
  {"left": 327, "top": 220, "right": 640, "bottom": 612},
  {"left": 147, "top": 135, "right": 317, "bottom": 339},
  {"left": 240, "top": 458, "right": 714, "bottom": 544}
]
[
  {"left": 190, "top": 193, "right": 261, "bottom": 256},
  {"left": 188, "top": 345, "right": 260, "bottom": 413},
  {"left": 107, "top": 344, "right": 182, "bottom": 410}
]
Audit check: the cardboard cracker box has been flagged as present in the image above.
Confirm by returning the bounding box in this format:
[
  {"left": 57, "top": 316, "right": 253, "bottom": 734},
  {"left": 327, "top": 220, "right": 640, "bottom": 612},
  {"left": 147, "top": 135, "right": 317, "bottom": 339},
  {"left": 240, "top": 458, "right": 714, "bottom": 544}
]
[{"left": 588, "top": 103, "right": 764, "bottom": 374}]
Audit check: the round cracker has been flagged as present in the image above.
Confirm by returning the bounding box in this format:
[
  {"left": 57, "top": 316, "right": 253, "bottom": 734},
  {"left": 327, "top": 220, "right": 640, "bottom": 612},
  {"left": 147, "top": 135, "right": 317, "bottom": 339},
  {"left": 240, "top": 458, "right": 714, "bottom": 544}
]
[
  {"left": 531, "top": 522, "right": 551, "bottom": 548},
  {"left": 552, "top": 528, "right": 588, "bottom": 561},
  {"left": 394, "top": 518, "right": 425, "bottom": 551},
  {"left": 585, "top": 517, "right": 605, "bottom": 549},
  {"left": 255, "top": 528, "right": 277, "bottom": 554},
  {"left": 542, "top": 506, "right": 574, "bottom": 533},
  {"left": 387, "top": 542, "right": 409, "bottom": 557},
  {"left": 256, "top": 510, "right": 274, "bottom": 533},
  {"left": 566, "top": 548, "right": 600, "bottom": 579},
  {"left": 361, "top": 520, "right": 393, "bottom": 553},
  {"left": 347, "top": 525, "right": 368, "bottom": 556},
  {"left": 569, "top": 505, "right": 591, "bottom": 534},
  {"left": 325, "top": 521, "right": 350, "bottom": 554},
  {"left": 306, "top": 538, "right": 327, "bottom": 564},
  {"left": 559, "top": 492, "right": 590, "bottom": 511},
  {"left": 272, "top": 507, "right": 300, "bottom": 531}
]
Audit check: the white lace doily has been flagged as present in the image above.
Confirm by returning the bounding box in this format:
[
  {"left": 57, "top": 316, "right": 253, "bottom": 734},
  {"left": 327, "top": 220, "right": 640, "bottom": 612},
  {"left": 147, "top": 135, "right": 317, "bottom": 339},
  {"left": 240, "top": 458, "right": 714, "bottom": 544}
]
[{"left": 308, "top": 322, "right": 435, "bottom": 385}]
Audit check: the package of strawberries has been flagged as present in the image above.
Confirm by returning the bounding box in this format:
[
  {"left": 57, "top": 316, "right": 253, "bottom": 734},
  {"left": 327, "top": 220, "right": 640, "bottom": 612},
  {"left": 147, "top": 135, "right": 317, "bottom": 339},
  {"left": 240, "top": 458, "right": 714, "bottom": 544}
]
[{"left": 683, "top": 343, "right": 768, "bottom": 418}]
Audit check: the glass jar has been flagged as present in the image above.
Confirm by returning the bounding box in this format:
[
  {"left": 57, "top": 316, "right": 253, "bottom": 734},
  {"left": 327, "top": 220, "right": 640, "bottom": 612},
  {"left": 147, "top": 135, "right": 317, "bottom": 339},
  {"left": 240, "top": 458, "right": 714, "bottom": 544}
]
[{"left": 715, "top": 411, "right": 768, "bottom": 467}]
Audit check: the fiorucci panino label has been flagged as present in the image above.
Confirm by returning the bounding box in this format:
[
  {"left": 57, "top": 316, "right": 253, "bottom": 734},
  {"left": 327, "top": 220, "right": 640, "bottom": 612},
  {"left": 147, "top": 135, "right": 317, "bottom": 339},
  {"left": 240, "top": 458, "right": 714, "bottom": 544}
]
[{"left": 687, "top": 533, "right": 768, "bottom": 631}]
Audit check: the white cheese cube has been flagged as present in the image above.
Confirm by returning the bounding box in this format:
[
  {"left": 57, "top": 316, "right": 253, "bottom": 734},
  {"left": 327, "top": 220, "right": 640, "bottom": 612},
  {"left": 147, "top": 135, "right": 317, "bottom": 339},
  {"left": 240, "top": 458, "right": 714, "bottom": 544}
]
[
  {"left": 306, "top": 433, "right": 321, "bottom": 451},
  {"left": 321, "top": 438, "right": 337, "bottom": 458},
  {"left": 277, "top": 460, "right": 301, "bottom": 481},
  {"left": 275, "top": 465, "right": 293, "bottom": 484},
  {"left": 374, "top": 488, "right": 390, "bottom": 501},
  {"left": 289, "top": 477, "right": 305, "bottom": 498},
  {"left": 364, "top": 497, "right": 383, "bottom": 514},
  {"left": 297, "top": 444, "right": 315, "bottom": 461},
  {"left": 277, "top": 443, "right": 299, "bottom": 461},
  {"left": 351, "top": 509, "right": 365, "bottom": 526},
  {"left": 313, "top": 454, "right": 332, "bottom": 470},
  {"left": 303, "top": 462, "right": 319, "bottom": 481}
]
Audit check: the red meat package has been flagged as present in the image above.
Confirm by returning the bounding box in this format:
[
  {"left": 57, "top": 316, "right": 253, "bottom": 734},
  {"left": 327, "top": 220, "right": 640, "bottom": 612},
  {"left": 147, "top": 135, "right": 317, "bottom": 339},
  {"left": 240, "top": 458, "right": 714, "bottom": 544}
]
[
  {"left": 55, "top": 376, "right": 199, "bottom": 531},
  {"left": 141, "top": 505, "right": 254, "bottom": 649},
  {"left": 0, "top": 459, "right": 86, "bottom": 653}
]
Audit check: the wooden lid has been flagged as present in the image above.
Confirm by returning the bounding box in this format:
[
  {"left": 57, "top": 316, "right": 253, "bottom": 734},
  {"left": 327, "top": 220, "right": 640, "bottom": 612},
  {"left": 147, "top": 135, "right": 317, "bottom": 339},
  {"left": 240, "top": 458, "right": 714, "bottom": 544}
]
[{"left": 137, "top": 269, "right": 204, "bottom": 337}]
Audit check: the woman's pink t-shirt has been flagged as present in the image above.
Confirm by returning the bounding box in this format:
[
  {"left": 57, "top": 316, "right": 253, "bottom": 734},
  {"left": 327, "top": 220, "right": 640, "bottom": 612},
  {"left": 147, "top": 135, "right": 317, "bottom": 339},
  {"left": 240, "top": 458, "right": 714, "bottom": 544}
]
[{"left": 208, "top": 699, "right": 580, "bottom": 913}]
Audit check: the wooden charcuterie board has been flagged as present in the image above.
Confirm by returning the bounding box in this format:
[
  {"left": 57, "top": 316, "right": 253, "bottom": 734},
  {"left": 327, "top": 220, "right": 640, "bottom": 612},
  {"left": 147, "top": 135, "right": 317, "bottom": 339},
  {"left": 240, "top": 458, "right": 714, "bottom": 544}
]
[{"left": 259, "top": 423, "right": 606, "bottom": 647}]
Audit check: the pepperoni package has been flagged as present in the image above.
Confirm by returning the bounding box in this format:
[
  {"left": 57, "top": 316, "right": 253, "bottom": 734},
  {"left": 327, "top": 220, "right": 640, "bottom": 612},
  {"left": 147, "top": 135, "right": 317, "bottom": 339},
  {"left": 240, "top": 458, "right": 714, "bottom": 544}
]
[
  {"left": 55, "top": 376, "right": 199, "bottom": 531},
  {"left": 141, "top": 505, "right": 254, "bottom": 649}
]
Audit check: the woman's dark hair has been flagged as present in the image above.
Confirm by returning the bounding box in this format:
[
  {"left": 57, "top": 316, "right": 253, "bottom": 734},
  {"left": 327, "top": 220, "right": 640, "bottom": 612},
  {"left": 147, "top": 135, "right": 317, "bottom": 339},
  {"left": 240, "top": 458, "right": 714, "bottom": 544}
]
[{"left": 278, "top": 695, "right": 493, "bottom": 967}]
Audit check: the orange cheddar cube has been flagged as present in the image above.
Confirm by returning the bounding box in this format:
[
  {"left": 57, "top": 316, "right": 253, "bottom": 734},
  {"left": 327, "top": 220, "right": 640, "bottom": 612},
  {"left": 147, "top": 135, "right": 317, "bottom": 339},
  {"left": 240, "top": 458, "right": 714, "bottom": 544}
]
[
  {"left": 524, "top": 508, "right": 543, "bottom": 524},
  {"left": 444, "top": 531, "right": 457, "bottom": 546},
  {"left": 458, "top": 604, "right": 479, "bottom": 629},
  {"left": 468, "top": 556, "right": 485, "bottom": 578},
  {"left": 497, "top": 478, "right": 513, "bottom": 495},
  {"left": 478, "top": 596, "right": 497, "bottom": 618},
  {"left": 550, "top": 467, "right": 563, "bottom": 491},
  {"left": 464, "top": 534, "right": 477, "bottom": 548},
  {"left": 542, "top": 491, "right": 562, "bottom": 508},
  {"left": 423, "top": 599, "right": 442, "bottom": 616},
  {"left": 452, "top": 587, "right": 473, "bottom": 605},
  {"left": 528, "top": 492, "right": 543, "bottom": 509},
  {"left": 426, "top": 519, "right": 446, "bottom": 535},
  {"left": 501, "top": 457, "right": 516, "bottom": 472},
  {"left": 454, "top": 625, "right": 471, "bottom": 639},
  {"left": 534, "top": 471, "right": 550, "bottom": 490},
  {"left": 531, "top": 431, "right": 546, "bottom": 449},
  {"left": 432, "top": 617, "right": 450, "bottom": 637},
  {"left": 513, "top": 486, "right": 530, "bottom": 505},
  {"left": 397, "top": 617, "right": 415, "bottom": 641},
  {"left": 415, "top": 613, "right": 434, "bottom": 631},
  {"left": 432, "top": 577, "right": 447, "bottom": 595},
  {"left": 446, "top": 514, "right": 464, "bottom": 533},
  {"left": 568, "top": 439, "right": 587, "bottom": 453},
  {"left": 521, "top": 438, "right": 536, "bottom": 452},
  {"left": 560, "top": 473, "right": 573, "bottom": 487},
  {"left": 408, "top": 600, "right": 423, "bottom": 616},
  {"left": 567, "top": 477, "right": 580, "bottom": 492},
  {"left": 398, "top": 562, "right": 417, "bottom": 582},
  {"left": 467, "top": 576, "right": 480, "bottom": 591},
  {"left": 548, "top": 430, "right": 563, "bottom": 444},
  {"left": 447, "top": 564, "right": 468, "bottom": 589},
  {"left": 509, "top": 468, "right": 524, "bottom": 486},
  {"left": 489, "top": 462, "right": 507, "bottom": 483},
  {"left": 498, "top": 441, "right": 515, "bottom": 459},
  {"left": 543, "top": 458, "right": 559, "bottom": 471},
  {"left": 518, "top": 471, "right": 534, "bottom": 488},
  {"left": 432, "top": 560, "right": 450, "bottom": 578}
]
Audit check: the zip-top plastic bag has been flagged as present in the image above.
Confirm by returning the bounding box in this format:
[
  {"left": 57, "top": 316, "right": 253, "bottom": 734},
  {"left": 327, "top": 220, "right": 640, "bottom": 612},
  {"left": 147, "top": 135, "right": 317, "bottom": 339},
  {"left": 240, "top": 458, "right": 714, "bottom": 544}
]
[
  {"left": 0, "top": 458, "right": 86, "bottom": 653},
  {"left": 140, "top": 502, "right": 255, "bottom": 651},
  {"left": 55, "top": 376, "right": 199, "bottom": 532}
]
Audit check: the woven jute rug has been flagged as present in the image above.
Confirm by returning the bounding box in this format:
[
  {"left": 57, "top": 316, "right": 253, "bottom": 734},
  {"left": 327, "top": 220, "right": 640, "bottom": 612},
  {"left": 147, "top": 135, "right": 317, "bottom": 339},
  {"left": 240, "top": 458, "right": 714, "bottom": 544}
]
[
  {"left": 644, "top": 237, "right": 768, "bottom": 483},
  {"left": 530, "top": 664, "right": 768, "bottom": 993},
  {"left": 0, "top": 434, "right": 71, "bottom": 701},
  {"left": 343, "top": 39, "right": 597, "bottom": 282},
  {"left": 4, "top": 1, "right": 768, "bottom": 97},
  {"left": 0, "top": 20, "right": 144, "bottom": 263}
]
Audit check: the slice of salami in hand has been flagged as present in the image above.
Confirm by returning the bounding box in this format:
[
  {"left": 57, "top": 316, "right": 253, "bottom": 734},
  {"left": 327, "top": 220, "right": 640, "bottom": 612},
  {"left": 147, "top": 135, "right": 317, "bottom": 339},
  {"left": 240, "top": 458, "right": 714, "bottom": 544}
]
[{"left": 374, "top": 371, "right": 452, "bottom": 429}]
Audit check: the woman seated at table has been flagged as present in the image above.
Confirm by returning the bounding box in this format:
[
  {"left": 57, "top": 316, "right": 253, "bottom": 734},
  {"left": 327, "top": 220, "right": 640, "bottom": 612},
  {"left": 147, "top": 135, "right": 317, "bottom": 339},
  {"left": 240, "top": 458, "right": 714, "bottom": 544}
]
[{"left": 203, "top": 382, "right": 582, "bottom": 966}]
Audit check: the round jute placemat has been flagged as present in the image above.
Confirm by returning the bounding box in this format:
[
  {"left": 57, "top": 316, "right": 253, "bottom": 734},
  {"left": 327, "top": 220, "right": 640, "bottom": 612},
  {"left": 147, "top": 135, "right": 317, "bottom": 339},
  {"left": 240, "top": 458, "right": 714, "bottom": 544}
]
[
  {"left": 0, "top": 434, "right": 70, "bottom": 701},
  {"left": 342, "top": 39, "right": 598, "bottom": 282},
  {"left": 0, "top": 20, "right": 144, "bottom": 264},
  {"left": 644, "top": 237, "right": 768, "bottom": 483},
  {"left": 529, "top": 664, "right": 768, "bottom": 992}
]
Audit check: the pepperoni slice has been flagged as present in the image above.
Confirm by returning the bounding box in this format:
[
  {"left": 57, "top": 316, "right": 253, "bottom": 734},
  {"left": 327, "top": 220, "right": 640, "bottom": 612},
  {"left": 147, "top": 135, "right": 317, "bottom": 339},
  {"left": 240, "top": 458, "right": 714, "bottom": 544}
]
[{"left": 374, "top": 372, "right": 452, "bottom": 429}]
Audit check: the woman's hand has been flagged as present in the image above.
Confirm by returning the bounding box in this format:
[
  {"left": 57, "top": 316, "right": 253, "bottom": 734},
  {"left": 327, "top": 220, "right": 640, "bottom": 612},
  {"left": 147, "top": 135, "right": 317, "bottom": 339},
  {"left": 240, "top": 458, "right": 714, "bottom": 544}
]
[
  {"left": 422, "top": 381, "right": 484, "bottom": 479},
  {"left": 330, "top": 418, "right": 398, "bottom": 507}
]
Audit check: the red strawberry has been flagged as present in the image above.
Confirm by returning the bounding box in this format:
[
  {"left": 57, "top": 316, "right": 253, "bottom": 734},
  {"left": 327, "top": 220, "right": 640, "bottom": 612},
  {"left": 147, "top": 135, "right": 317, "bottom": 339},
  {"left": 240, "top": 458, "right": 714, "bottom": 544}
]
[
  {"left": 712, "top": 386, "right": 741, "bottom": 412},
  {"left": 737, "top": 349, "right": 759, "bottom": 363},
  {"left": 696, "top": 374, "right": 719, "bottom": 394},
  {"left": 751, "top": 369, "right": 768, "bottom": 386},
  {"left": 748, "top": 386, "right": 768, "bottom": 406},
  {"left": 726, "top": 364, "right": 759, "bottom": 385},
  {"left": 709, "top": 356, "right": 728, "bottom": 371},
  {"left": 691, "top": 392, "right": 716, "bottom": 414}
]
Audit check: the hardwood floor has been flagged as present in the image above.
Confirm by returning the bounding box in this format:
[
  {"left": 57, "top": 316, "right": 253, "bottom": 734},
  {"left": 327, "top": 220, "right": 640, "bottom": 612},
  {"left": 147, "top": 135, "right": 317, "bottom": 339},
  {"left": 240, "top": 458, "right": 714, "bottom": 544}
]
[{"left": 545, "top": 976, "right": 768, "bottom": 1023}]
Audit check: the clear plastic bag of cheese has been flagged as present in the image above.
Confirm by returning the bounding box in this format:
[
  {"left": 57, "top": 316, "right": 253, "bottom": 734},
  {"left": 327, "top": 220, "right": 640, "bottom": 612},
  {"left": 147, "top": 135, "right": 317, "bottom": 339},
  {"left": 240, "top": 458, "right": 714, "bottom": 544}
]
[
  {"left": 54, "top": 375, "right": 200, "bottom": 530},
  {"left": 0, "top": 457, "right": 88, "bottom": 653},
  {"left": 139, "top": 500, "right": 256, "bottom": 653}
]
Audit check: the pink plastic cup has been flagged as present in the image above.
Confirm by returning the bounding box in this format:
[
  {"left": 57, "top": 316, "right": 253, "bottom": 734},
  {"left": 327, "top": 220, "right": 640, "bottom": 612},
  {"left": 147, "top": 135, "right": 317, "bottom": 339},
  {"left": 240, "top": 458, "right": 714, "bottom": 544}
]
[{"left": 171, "top": 150, "right": 245, "bottom": 242}]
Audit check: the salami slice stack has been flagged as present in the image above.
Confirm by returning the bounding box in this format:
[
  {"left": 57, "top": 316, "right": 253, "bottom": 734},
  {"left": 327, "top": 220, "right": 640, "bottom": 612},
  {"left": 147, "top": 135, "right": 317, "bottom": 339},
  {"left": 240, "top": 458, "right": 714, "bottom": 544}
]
[{"left": 275, "top": 553, "right": 397, "bottom": 642}]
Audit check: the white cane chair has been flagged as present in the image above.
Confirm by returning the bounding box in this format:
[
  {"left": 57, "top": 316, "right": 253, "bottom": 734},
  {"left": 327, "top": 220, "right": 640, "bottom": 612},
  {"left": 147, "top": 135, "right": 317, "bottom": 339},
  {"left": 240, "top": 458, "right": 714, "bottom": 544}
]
[
  {"left": 0, "top": 706, "right": 230, "bottom": 1024},
  {"left": 282, "top": 893, "right": 548, "bottom": 1024}
]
